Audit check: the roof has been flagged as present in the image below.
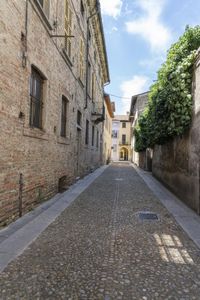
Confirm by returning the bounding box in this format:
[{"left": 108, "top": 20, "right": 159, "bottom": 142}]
[
  {"left": 129, "top": 91, "right": 149, "bottom": 117},
  {"left": 104, "top": 93, "right": 115, "bottom": 118},
  {"left": 89, "top": 0, "right": 110, "bottom": 84},
  {"left": 114, "top": 115, "right": 130, "bottom": 121}
]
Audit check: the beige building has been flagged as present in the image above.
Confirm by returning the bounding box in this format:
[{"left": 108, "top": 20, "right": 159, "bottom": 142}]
[
  {"left": 0, "top": 0, "right": 109, "bottom": 225},
  {"left": 111, "top": 115, "right": 131, "bottom": 161},
  {"left": 103, "top": 94, "right": 115, "bottom": 164},
  {"left": 129, "top": 92, "right": 150, "bottom": 169}
]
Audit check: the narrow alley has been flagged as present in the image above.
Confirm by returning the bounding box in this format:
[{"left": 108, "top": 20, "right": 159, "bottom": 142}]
[{"left": 1, "top": 163, "right": 200, "bottom": 300}]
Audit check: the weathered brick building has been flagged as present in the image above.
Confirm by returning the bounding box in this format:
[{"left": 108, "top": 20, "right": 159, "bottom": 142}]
[{"left": 0, "top": 0, "right": 110, "bottom": 225}]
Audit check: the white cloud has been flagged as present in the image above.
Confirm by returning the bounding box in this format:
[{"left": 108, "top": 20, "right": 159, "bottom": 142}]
[
  {"left": 139, "top": 55, "right": 165, "bottom": 69},
  {"left": 126, "top": 0, "right": 171, "bottom": 52},
  {"left": 100, "top": 0, "right": 123, "bottom": 18},
  {"left": 119, "top": 75, "right": 150, "bottom": 114}
]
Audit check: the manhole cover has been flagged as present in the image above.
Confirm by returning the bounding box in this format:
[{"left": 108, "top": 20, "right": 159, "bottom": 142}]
[{"left": 138, "top": 212, "right": 158, "bottom": 220}]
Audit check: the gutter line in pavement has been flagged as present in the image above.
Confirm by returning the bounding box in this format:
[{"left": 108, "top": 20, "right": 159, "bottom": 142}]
[{"left": 132, "top": 163, "right": 200, "bottom": 250}]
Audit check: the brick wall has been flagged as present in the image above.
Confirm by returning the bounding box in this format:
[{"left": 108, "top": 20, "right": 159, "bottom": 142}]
[{"left": 0, "top": 0, "right": 108, "bottom": 225}]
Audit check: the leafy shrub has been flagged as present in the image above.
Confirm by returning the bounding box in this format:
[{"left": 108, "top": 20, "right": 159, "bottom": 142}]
[{"left": 135, "top": 26, "right": 200, "bottom": 152}]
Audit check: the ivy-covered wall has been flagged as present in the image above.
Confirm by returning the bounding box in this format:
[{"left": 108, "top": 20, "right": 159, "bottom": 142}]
[
  {"left": 152, "top": 51, "right": 200, "bottom": 214},
  {"left": 135, "top": 26, "right": 200, "bottom": 152}
]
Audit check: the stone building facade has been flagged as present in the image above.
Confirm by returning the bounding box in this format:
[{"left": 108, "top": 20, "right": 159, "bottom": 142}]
[
  {"left": 102, "top": 94, "right": 115, "bottom": 164},
  {"left": 111, "top": 115, "right": 131, "bottom": 161},
  {"left": 129, "top": 92, "right": 152, "bottom": 170},
  {"left": 0, "top": 0, "right": 109, "bottom": 225}
]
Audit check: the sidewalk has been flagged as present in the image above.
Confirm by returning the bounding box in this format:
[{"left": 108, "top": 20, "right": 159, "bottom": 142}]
[{"left": 1, "top": 163, "right": 200, "bottom": 299}]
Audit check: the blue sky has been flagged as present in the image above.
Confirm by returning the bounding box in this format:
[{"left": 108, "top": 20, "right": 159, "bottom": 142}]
[{"left": 99, "top": 0, "right": 200, "bottom": 114}]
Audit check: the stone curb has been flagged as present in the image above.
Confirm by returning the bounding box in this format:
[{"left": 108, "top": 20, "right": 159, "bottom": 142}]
[
  {"left": 0, "top": 165, "right": 109, "bottom": 272},
  {"left": 132, "top": 163, "right": 200, "bottom": 250}
]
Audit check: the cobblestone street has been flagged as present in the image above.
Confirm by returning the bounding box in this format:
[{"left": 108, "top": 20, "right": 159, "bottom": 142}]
[{"left": 1, "top": 163, "right": 200, "bottom": 299}]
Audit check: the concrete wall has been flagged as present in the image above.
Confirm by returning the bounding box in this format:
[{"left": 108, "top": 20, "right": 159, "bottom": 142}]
[
  {"left": 0, "top": 0, "right": 107, "bottom": 225},
  {"left": 152, "top": 52, "right": 200, "bottom": 214}
]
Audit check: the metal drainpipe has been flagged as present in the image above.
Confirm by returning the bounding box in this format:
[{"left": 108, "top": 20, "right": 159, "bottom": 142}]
[
  {"left": 22, "top": 0, "right": 28, "bottom": 68},
  {"left": 84, "top": 5, "right": 100, "bottom": 109}
]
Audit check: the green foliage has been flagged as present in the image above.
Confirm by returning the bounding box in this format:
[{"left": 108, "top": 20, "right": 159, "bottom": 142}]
[{"left": 135, "top": 26, "right": 200, "bottom": 152}]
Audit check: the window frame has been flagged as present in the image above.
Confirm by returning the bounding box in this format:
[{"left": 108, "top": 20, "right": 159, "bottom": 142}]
[
  {"left": 85, "top": 119, "right": 89, "bottom": 145},
  {"left": 79, "top": 39, "right": 84, "bottom": 82},
  {"left": 37, "top": 0, "right": 50, "bottom": 18},
  {"left": 80, "top": 0, "right": 85, "bottom": 17},
  {"left": 30, "top": 67, "right": 44, "bottom": 129},
  {"left": 77, "top": 110, "right": 82, "bottom": 127},
  {"left": 122, "top": 134, "right": 126, "bottom": 145},
  {"left": 60, "top": 96, "right": 68, "bottom": 137},
  {"left": 92, "top": 125, "right": 95, "bottom": 146},
  {"left": 64, "top": 0, "right": 73, "bottom": 59},
  {"left": 96, "top": 130, "right": 99, "bottom": 148}
]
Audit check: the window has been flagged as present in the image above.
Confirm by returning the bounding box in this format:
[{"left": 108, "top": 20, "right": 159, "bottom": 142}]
[
  {"left": 112, "top": 130, "right": 118, "bottom": 138},
  {"left": 87, "top": 62, "right": 91, "bottom": 96},
  {"left": 91, "top": 72, "right": 96, "bottom": 101},
  {"left": 64, "top": 0, "right": 72, "bottom": 58},
  {"left": 80, "top": 0, "right": 85, "bottom": 16},
  {"left": 85, "top": 120, "right": 89, "bottom": 145},
  {"left": 122, "top": 134, "right": 126, "bottom": 145},
  {"left": 30, "top": 67, "right": 44, "bottom": 128},
  {"left": 92, "top": 125, "right": 95, "bottom": 146},
  {"left": 94, "top": 50, "right": 96, "bottom": 62},
  {"left": 61, "top": 96, "right": 68, "bottom": 137},
  {"left": 122, "top": 122, "right": 126, "bottom": 128},
  {"left": 77, "top": 110, "right": 82, "bottom": 126},
  {"left": 113, "top": 145, "right": 117, "bottom": 152},
  {"left": 37, "top": 0, "right": 50, "bottom": 18},
  {"left": 96, "top": 130, "right": 99, "bottom": 148},
  {"left": 79, "top": 39, "right": 84, "bottom": 82}
]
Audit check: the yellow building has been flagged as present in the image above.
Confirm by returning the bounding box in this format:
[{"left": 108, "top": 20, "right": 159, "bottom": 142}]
[
  {"left": 111, "top": 115, "right": 131, "bottom": 161},
  {"left": 103, "top": 94, "right": 115, "bottom": 164}
]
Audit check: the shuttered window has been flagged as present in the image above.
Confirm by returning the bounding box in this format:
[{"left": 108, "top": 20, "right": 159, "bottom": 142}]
[
  {"left": 79, "top": 39, "right": 84, "bottom": 82},
  {"left": 64, "top": 0, "right": 72, "bottom": 58},
  {"left": 61, "top": 96, "right": 68, "bottom": 137}
]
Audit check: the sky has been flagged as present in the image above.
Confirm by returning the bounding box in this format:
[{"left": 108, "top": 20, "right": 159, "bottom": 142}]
[{"left": 99, "top": 0, "right": 200, "bottom": 114}]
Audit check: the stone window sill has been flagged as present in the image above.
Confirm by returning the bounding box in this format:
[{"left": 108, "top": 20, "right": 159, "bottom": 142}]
[
  {"left": 57, "top": 136, "right": 70, "bottom": 145},
  {"left": 23, "top": 126, "right": 49, "bottom": 141}
]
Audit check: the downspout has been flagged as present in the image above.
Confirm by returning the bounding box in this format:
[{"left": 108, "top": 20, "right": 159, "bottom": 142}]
[
  {"left": 84, "top": 3, "right": 101, "bottom": 109},
  {"left": 22, "top": 0, "right": 29, "bottom": 68}
]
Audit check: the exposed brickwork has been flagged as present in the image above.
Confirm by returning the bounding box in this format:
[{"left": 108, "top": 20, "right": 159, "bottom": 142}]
[{"left": 0, "top": 0, "right": 109, "bottom": 225}]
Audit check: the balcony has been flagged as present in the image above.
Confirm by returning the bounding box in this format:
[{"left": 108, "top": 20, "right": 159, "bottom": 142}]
[{"left": 119, "top": 141, "right": 130, "bottom": 146}]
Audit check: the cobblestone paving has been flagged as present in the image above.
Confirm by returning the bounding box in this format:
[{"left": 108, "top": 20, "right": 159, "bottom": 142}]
[{"left": 1, "top": 163, "right": 200, "bottom": 299}]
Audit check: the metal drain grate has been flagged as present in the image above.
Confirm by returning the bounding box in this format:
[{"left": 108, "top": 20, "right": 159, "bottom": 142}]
[{"left": 138, "top": 212, "right": 158, "bottom": 220}]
